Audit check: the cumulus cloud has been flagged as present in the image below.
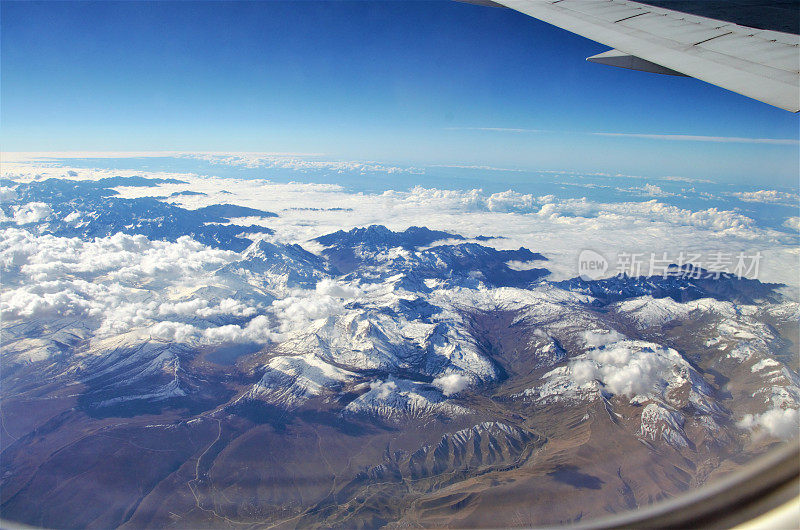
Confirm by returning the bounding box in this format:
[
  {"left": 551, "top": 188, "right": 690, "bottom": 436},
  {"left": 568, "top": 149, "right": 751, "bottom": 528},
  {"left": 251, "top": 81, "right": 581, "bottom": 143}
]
[
  {"left": 271, "top": 292, "right": 348, "bottom": 333},
  {"left": 0, "top": 186, "right": 17, "bottom": 202},
  {"left": 149, "top": 321, "right": 200, "bottom": 343},
  {"left": 201, "top": 314, "right": 273, "bottom": 344},
  {"left": 315, "top": 278, "right": 361, "bottom": 298},
  {"left": 601, "top": 200, "right": 756, "bottom": 233},
  {"left": 376, "top": 186, "right": 555, "bottom": 215},
  {"left": 2, "top": 230, "right": 236, "bottom": 285},
  {"left": 0, "top": 222, "right": 278, "bottom": 347},
  {"left": 146, "top": 315, "right": 275, "bottom": 345},
  {"left": 158, "top": 297, "right": 257, "bottom": 319},
  {"left": 784, "top": 217, "right": 800, "bottom": 231},
  {"left": 369, "top": 379, "right": 398, "bottom": 399},
  {"left": 15, "top": 162, "right": 790, "bottom": 284},
  {"left": 662, "top": 176, "right": 714, "bottom": 184},
  {"left": 588, "top": 346, "right": 670, "bottom": 397},
  {"left": 12, "top": 202, "right": 52, "bottom": 224},
  {"left": 375, "top": 188, "right": 758, "bottom": 237},
  {"left": 3, "top": 162, "right": 799, "bottom": 360},
  {"left": 582, "top": 329, "right": 625, "bottom": 348},
  {"left": 732, "top": 190, "right": 799, "bottom": 206},
  {"left": 0, "top": 228, "right": 248, "bottom": 344},
  {"left": 737, "top": 407, "right": 800, "bottom": 440},
  {"left": 568, "top": 336, "right": 686, "bottom": 399},
  {"left": 432, "top": 373, "right": 470, "bottom": 396},
  {"left": 181, "top": 153, "right": 423, "bottom": 175},
  {"left": 619, "top": 184, "right": 674, "bottom": 198},
  {"left": 1, "top": 286, "right": 92, "bottom": 319}
]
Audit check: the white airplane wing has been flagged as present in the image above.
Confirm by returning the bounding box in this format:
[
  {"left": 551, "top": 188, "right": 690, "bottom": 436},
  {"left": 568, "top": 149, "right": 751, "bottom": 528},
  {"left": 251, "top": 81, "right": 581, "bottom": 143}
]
[{"left": 460, "top": 0, "right": 800, "bottom": 112}]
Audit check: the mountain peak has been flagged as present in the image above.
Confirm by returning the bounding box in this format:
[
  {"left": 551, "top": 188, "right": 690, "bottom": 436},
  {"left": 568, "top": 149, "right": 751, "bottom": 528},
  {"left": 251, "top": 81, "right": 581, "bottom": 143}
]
[
  {"left": 238, "top": 238, "right": 323, "bottom": 266},
  {"left": 313, "top": 224, "right": 463, "bottom": 250}
]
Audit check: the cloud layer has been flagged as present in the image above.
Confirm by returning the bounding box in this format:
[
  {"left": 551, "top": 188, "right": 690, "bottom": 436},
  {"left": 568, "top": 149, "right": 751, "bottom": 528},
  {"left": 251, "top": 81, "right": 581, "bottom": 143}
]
[{"left": 2, "top": 159, "right": 797, "bottom": 288}]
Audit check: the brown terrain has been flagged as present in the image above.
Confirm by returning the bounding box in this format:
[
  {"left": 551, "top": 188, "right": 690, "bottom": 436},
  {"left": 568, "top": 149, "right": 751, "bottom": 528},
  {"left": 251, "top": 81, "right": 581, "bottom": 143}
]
[{"left": 1, "top": 304, "right": 796, "bottom": 529}]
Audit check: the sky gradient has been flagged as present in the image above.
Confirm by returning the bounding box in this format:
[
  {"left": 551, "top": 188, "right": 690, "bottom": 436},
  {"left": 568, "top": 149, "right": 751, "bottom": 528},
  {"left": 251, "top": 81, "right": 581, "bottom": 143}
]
[{"left": 2, "top": 0, "right": 798, "bottom": 184}]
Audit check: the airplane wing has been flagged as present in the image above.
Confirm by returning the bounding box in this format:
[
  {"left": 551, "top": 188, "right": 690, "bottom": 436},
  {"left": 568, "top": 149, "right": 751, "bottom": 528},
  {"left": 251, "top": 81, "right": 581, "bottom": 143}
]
[{"left": 458, "top": 0, "right": 800, "bottom": 112}]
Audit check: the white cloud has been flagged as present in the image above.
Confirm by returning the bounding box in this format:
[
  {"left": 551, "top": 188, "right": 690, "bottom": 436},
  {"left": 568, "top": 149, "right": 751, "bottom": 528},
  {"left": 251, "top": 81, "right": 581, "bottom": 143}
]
[
  {"left": 1, "top": 286, "right": 92, "bottom": 319},
  {"left": 0, "top": 228, "right": 246, "bottom": 342},
  {"left": 12, "top": 202, "right": 52, "bottom": 224},
  {"left": 428, "top": 164, "right": 526, "bottom": 173},
  {"left": 201, "top": 314, "right": 273, "bottom": 344},
  {"left": 180, "top": 153, "right": 423, "bottom": 175},
  {"left": 568, "top": 337, "right": 691, "bottom": 400},
  {"left": 149, "top": 321, "right": 200, "bottom": 343},
  {"left": 369, "top": 379, "right": 398, "bottom": 400},
  {"left": 582, "top": 329, "right": 625, "bottom": 348},
  {"left": 600, "top": 200, "right": 756, "bottom": 233},
  {"left": 315, "top": 278, "right": 361, "bottom": 298},
  {"left": 1, "top": 151, "right": 324, "bottom": 165},
  {"left": 1, "top": 161, "right": 797, "bottom": 436},
  {"left": 588, "top": 345, "right": 667, "bottom": 397},
  {"left": 142, "top": 314, "right": 276, "bottom": 345},
  {"left": 506, "top": 260, "right": 542, "bottom": 271},
  {"left": 0, "top": 186, "right": 17, "bottom": 202},
  {"left": 738, "top": 407, "right": 800, "bottom": 440},
  {"left": 784, "top": 217, "right": 800, "bottom": 231},
  {"left": 271, "top": 292, "right": 348, "bottom": 334},
  {"left": 1, "top": 230, "right": 236, "bottom": 285},
  {"left": 733, "top": 190, "right": 799, "bottom": 206},
  {"left": 432, "top": 373, "right": 470, "bottom": 396},
  {"left": 661, "top": 176, "right": 714, "bottom": 184},
  {"left": 377, "top": 186, "right": 543, "bottom": 214},
  {"left": 14, "top": 157, "right": 800, "bottom": 289},
  {"left": 63, "top": 211, "right": 81, "bottom": 223},
  {"left": 158, "top": 297, "right": 257, "bottom": 319},
  {"left": 619, "top": 184, "right": 674, "bottom": 198},
  {"left": 7, "top": 160, "right": 798, "bottom": 287},
  {"left": 0, "top": 224, "right": 276, "bottom": 347}
]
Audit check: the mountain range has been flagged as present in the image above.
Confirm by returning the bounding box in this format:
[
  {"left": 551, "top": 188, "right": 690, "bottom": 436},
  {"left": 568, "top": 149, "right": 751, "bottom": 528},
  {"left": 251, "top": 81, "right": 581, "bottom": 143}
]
[{"left": 1, "top": 176, "right": 797, "bottom": 528}]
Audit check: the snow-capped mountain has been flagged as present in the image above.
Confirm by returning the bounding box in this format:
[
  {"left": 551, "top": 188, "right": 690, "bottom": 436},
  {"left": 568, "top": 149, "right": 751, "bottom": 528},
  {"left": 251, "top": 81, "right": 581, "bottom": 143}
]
[
  {"left": 218, "top": 238, "right": 330, "bottom": 294},
  {"left": 1, "top": 176, "right": 798, "bottom": 529},
  {"left": 314, "top": 224, "right": 464, "bottom": 253},
  {"left": 1, "top": 176, "right": 276, "bottom": 251},
  {"left": 313, "top": 224, "right": 549, "bottom": 288}
]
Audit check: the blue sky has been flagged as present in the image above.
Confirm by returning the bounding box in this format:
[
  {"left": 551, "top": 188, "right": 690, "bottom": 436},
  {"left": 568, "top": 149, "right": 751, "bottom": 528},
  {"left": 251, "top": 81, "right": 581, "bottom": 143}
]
[{"left": 2, "top": 0, "right": 798, "bottom": 184}]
